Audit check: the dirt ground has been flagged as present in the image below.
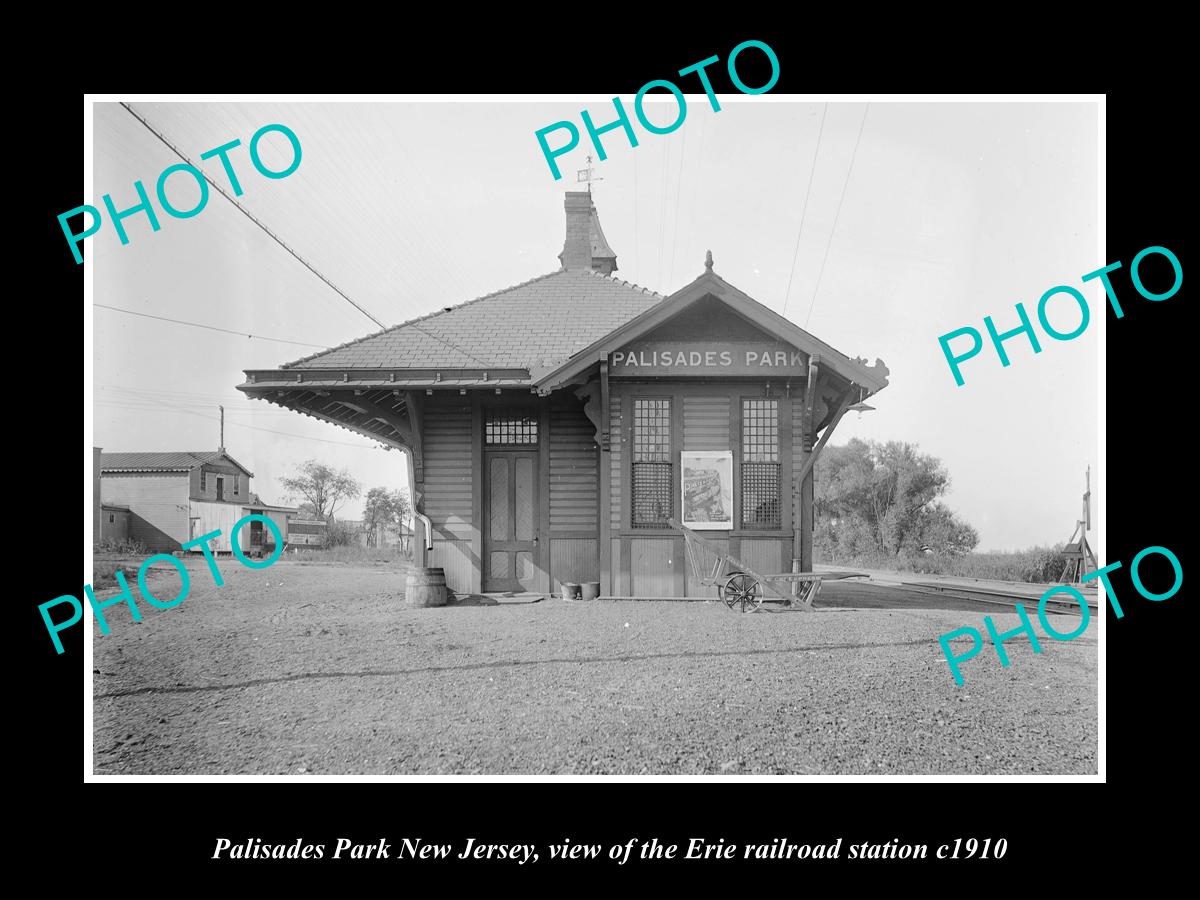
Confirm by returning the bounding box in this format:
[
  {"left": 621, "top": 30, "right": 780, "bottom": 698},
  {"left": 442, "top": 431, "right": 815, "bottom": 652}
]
[{"left": 92, "top": 559, "right": 1098, "bottom": 776}]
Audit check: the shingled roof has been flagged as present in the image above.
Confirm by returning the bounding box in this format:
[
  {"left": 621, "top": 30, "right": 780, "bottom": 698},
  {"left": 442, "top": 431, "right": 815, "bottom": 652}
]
[
  {"left": 99, "top": 450, "right": 253, "bottom": 477},
  {"left": 282, "top": 268, "right": 664, "bottom": 372}
]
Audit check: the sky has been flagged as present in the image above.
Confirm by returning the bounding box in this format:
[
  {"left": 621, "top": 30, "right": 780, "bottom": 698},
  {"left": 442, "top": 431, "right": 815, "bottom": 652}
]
[{"left": 90, "top": 98, "right": 1098, "bottom": 550}]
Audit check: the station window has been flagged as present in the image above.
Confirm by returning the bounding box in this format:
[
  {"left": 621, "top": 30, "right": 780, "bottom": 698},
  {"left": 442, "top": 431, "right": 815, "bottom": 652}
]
[
  {"left": 232, "top": 474, "right": 239, "bottom": 495},
  {"left": 632, "top": 398, "right": 672, "bottom": 528},
  {"left": 741, "top": 399, "right": 781, "bottom": 529},
  {"left": 200, "top": 470, "right": 207, "bottom": 491},
  {"left": 485, "top": 407, "right": 538, "bottom": 445}
]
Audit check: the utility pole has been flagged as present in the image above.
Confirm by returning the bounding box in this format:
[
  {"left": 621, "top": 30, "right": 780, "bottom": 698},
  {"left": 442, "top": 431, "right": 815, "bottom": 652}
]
[{"left": 219, "top": 405, "right": 225, "bottom": 451}]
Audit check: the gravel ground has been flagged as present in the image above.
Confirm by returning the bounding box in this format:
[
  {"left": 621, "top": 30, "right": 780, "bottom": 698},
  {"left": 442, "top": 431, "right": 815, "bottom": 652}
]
[{"left": 92, "top": 561, "right": 1098, "bottom": 775}]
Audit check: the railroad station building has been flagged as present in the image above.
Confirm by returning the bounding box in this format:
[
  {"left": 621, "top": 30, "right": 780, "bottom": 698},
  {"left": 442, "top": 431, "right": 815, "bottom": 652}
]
[{"left": 237, "top": 192, "right": 889, "bottom": 597}]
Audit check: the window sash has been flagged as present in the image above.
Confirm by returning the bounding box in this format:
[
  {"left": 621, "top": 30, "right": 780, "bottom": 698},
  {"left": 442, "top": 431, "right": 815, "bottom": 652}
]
[
  {"left": 632, "top": 398, "right": 673, "bottom": 527},
  {"left": 632, "top": 398, "right": 671, "bottom": 462},
  {"left": 741, "top": 399, "right": 781, "bottom": 529},
  {"left": 742, "top": 399, "right": 779, "bottom": 462},
  {"left": 741, "top": 462, "right": 781, "bottom": 529},
  {"left": 632, "top": 461, "right": 673, "bottom": 528},
  {"left": 485, "top": 408, "right": 538, "bottom": 445}
]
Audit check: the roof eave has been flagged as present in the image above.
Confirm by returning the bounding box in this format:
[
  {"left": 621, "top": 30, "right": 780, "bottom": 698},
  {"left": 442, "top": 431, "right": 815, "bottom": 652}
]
[
  {"left": 101, "top": 467, "right": 191, "bottom": 474},
  {"left": 239, "top": 367, "right": 533, "bottom": 393},
  {"left": 534, "top": 270, "right": 890, "bottom": 395}
]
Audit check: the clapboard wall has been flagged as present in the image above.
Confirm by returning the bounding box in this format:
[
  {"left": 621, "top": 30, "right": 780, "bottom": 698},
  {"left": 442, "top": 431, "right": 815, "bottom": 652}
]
[
  {"left": 422, "top": 395, "right": 475, "bottom": 591},
  {"left": 607, "top": 382, "right": 797, "bottom": 597},
  {"left": 547, "top": 392, "right": 599, "bottom": 591},
  {"left": 99, "top": 472, "right": 190, "bottom": 552}
]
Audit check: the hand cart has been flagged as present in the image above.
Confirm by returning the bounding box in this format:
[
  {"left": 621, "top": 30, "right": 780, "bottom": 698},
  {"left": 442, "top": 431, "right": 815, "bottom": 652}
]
[{"left": 668, "top": 518, "right": 821, "bottom": 612}]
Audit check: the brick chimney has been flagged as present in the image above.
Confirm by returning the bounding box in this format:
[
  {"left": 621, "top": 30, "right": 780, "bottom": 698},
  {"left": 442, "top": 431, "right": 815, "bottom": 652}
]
[{"left": 558, "top": 191, "right": 618, "bottom": 275}]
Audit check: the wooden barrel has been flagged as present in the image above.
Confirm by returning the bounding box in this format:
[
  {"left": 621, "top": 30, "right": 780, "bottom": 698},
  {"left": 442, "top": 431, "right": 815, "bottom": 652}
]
[{"left": 405, "top": 567, "right": 448, "bottom": 608}]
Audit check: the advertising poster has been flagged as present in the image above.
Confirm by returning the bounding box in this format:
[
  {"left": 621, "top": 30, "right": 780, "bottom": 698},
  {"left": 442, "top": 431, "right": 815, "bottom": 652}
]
[{"left": 681, "top": 451, "right": 733, "bottom": 529}]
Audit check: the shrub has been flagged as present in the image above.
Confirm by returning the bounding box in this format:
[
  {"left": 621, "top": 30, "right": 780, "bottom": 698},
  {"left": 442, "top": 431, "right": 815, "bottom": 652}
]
[
  {"left": 96, "top": 538, "right": 149, "bottom": 555},
  {"left": 817, "top": 543, "right": 1070, "bottom": 584},
  {"left": 325, "top": 520, "right": 357, "bottom": 547}
]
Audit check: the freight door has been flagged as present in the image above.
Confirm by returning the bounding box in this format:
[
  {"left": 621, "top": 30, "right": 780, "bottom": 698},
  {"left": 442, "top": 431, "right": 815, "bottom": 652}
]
[{"left": 482, "top": 449, "right": 539, "bottom": 592}]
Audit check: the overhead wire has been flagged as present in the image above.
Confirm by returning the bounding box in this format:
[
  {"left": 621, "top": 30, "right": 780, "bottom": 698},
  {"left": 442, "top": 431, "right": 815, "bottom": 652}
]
[
  {"left": 115, "top": 103, "right": 500, "bottom": 370},
  {"left": 95, "top": 396, "right": 387, "bottom": 449},
  {"left": 633, "top": 153, "right": 639, "bottom": 280},
  {"left": 802, "top": 103, "right": 871, "bottom": 329},
  {"left": 94, "top": 303, "right": 330, "bottom": 349},
  {"left": 667, "top": 125, "right": 688, "bottom": 286},
  {"left": 657, "top": 140, "right": 669, "bottom": 286},
  {"left": 680, "top": 116, "right": 708, "bottom": 283},
  {"left": 780, "top": 103, "right": 828, "bottom": 318},
  {"left": 119, "top": 101, "right": 386, "bottom": 329}
]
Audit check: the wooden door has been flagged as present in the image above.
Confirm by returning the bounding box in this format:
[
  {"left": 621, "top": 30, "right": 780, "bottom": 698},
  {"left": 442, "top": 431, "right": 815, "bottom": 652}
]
[{"left": 483, "top": 449, "right": 538, "bottom": 592}]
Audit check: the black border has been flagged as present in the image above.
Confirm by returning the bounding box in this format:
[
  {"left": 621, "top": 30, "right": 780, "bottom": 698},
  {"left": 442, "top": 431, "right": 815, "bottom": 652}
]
[{"left": 22, "top": 25, "right": 1190, "bottom": 885}]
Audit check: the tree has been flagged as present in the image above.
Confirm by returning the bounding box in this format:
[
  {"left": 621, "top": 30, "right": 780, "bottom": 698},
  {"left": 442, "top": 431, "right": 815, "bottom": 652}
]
[
  {"left": 279, "top": 460, "right": 361, "bottom": 523},
  {"left": 362, "top": 487, "right": 411, "bottom": 549},
  {"left": 814, "top": 439, "right": 978, "bottom": 561},
  {"left": 916, "top": 502, "right": 980, "bottom": 556},
  {"left": 324, "top": 519, "right": 358, "bottom": 547}
]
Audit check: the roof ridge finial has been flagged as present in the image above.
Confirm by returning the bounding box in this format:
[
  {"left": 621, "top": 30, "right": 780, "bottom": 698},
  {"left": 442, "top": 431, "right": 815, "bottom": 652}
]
[{"left": 704, "top": 249, "right": 714, "bottom": 272}]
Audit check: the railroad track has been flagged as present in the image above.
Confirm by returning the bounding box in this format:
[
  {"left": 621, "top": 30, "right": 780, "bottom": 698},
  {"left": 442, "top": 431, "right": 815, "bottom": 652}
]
[{"left": 890, "top": 580, "right": 1097, "bottom": 615}]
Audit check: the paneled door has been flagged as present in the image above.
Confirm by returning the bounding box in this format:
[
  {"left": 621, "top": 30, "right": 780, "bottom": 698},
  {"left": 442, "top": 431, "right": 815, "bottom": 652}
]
[{"left": 482, "top": 449, "right": 539, "bottom": 592}]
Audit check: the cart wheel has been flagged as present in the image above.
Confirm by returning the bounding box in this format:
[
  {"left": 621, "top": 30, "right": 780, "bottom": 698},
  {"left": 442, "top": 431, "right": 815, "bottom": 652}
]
[
  {"left": 717, "top": 571, "right": 743, "bottom": 603},
  {"left": 722, "top": 573, "right": 762, "bottom": 613}
]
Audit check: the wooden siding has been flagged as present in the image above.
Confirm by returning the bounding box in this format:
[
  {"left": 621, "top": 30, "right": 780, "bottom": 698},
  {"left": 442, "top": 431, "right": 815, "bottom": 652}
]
[
  {"left": 100, "top": 507, "right": 130, "bottom": 543},
  {"left": 243, "top": 508, "right": 292, "bottom": 546},
  {"left": 610, "top": 538, "right": 622, "bottom": 594},
  {"left": 683, "top": 395, "right": 729, "bottom": 451},
  {"left": 609, "top": 391, "right": 622, "bottom": 531},
  {"left": 629, "top": 537, "right": 675, "bottom": 596},
  {"left": 548, "top": 394, "right": 598, "bottom": 532},
  {"left": 739, "top": 538, "right": 786, "bottom": 578},
  {"left": 423, "top": 398, "right": 473, "bottom": 539},
  {"left": 93, "top": 447, "right": 102, "bottom": 541},
  {"left": 265, "top": 509, "right": 291, "bottom": 543},
  {"left": 100, "top": 473, "right": 190, "bottom": 552},
  {"left": 190, "top": 461, "right": 250, "bottom": 503},
  {"left": 792, "top": 394, "right": 812, "bottom": 569},
  {"left": 791, "top": 395, "right": 807, "bottom": 470},
  {"left": 550, "top": 538, "right": 599, "bottom": 592},
  {"left": 429, "top": 539, "right": 475, "bottom": 593},
  {"left": 684, "top": 535, "right": 728, "bottom": 598},
  {"left": 188, "top": 500, "right": 246, "bottom": 552}
]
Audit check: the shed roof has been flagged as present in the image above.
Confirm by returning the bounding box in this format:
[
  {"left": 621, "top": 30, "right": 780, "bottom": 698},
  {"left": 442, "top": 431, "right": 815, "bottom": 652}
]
[
  {"left": 281, "top": 268, "right": 664, "bottom": 371},
  {"left": 99, "top": 450, "right": 254, "bottom": 477}
]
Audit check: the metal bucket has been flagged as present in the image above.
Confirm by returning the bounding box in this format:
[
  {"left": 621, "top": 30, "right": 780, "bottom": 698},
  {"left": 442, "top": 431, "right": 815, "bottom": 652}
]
[
  {"left": 581, "top": 581, "right": 601, "bottom": 601},
  {"left": 405, "top": 567, "right": 448, "bottom": 608},
  {"left": 561, "top": 582, "right": 582, "bottom": 601}
]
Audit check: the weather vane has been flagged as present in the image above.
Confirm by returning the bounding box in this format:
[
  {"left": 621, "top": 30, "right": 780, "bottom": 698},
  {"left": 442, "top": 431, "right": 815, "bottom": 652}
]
[{"left": 576, "top": 155, "right": 603, "bottom": 194}]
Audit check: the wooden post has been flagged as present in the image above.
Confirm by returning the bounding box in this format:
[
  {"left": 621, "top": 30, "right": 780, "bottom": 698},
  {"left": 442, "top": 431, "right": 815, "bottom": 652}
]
[
  {"left": 599, "top": 361, "right": 612, "bottom": 597},
  {"left": 793, "top": 390, "right": 854, "bottom": 487},
  {"left": 793, "top": 388, "right": 855, "bottom": 571},
  {"left": 800, "top": 466, "right": 814, "bottom": 571},
  {"left": 599, "top": 359, "right": 610, "bottom": 451},
  {"left": 801, "top": 356, "right": 820, "bottom": 452}
]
